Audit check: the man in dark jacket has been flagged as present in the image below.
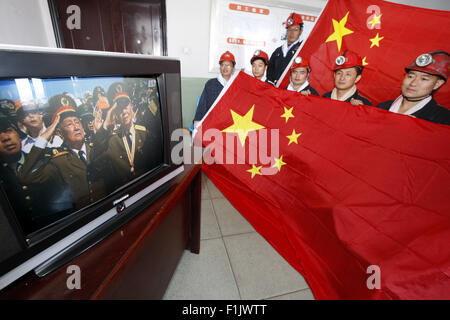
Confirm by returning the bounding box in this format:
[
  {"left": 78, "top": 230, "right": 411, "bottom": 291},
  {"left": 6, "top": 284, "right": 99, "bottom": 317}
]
[
  {"left": 375, "top": 50, "right": 449, "bottom": 125},
  {"left": 323, "top": 50, "right": 372, "bottom": 106},
  {"left": 266, "top": 13, "right": 303, "bottom": 86},
  {"left": 192, "top": 51, "right": 235, "bottom": 124}
]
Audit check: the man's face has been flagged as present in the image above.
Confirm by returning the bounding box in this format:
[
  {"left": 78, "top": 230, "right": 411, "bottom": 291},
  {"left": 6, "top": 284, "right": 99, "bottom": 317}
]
[
  {"left": 290, "top": 67, "right": 309, "bottom": 87},
  {"left": 286, "top": 25, "right": 302, "bottom": 45},
  {"left": 334, "top": 67, "right": 361, "bottom": 91},
  {"left": 0, "top": 128, "right": 21, "bottom": 156},
  {"left": 401, "top": 70, "right": 445, "bottom": 100},
  {"left": 21, "top": 112, "right": 43, "bottom": 131},
  {"left": 117, "top": 103, "right": 133, "bottom": 127},
  {"left": 252, "top": 59, "right": 267, "bottom": 79},
  {"left": 61, "top": 116, "right": 85, "bottom": 146},
  {"left": 220, "top": 61, "right": 234, "bottom": 78}
]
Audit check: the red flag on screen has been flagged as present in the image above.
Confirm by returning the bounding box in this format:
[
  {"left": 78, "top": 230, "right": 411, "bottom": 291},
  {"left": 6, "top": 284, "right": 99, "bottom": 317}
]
[
  {"left": 196, "top": 71, "right": 450, "bottom": 299},
  {"left": 276, "top": 0, "right": 450, "bottom": 108}
]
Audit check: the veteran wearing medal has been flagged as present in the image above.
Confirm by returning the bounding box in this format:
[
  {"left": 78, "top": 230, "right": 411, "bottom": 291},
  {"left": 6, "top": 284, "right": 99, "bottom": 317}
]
[
  {"left": 267, "top": 13, "right": 304, "bottom": 86},
  {"left": 323, "top": 50, "right": 372, "bottom": 106},
  {"left": 93, "top": 83, "right": 160, "bottom": 189},
  {"left": 20, "top": 94, "right": 107, "bottom": 212},
  {"left": 375, "top": 50, "right": 450, "bottom": 125},
  {"left": 0, "top": 100, "right": 69, "bottom": 233}
]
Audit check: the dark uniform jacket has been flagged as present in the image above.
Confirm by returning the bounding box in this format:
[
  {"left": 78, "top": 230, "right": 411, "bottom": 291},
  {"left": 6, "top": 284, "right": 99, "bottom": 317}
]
[
  {"left": 267, "top": 41, "right": 302, "bottom": 85},
  {"left": 0, "top": 153, "right": 71, "bottom": 234},
  {"left": 94, "top": 124, "right": 160, "bottom": 190},
  {"left": 323, "top": 89, "right": 372, "bottom": 106},
  {"left": 193, "top": 78, "right": 223, "bottom": 122},
  {"left": 283, "top": 84, "right": 319, "bottom": 96},
  {"left": 20, "top": 143, "right": 107, "bottom": 214},
  {"left": 375, "top": 98, "right": 450, "bottom": 125}
]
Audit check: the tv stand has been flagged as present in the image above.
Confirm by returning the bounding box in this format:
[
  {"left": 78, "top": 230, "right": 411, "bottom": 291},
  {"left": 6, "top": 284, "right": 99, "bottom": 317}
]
[{"left": 0, "top": 164, "right": 201, "bottom": 300}]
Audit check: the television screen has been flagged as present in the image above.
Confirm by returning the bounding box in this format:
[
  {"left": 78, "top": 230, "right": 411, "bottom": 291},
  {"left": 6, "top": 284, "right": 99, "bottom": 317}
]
[
  {"left": 1, "top": 76, "right": 164, "bottom": 236},
  {"left": 0, "top": 46, "right": 183, "bottom": 290}
]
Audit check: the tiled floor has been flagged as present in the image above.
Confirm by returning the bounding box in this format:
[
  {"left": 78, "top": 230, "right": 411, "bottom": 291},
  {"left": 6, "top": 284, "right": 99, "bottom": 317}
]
[{"left": 163, "top": 171, "right": 314, "bottom": 300}]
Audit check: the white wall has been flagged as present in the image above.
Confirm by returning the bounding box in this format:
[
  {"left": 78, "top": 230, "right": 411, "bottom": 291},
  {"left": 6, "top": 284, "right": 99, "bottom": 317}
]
[{"left": 0, "top": 0, "right": 56, "bottom": 47}]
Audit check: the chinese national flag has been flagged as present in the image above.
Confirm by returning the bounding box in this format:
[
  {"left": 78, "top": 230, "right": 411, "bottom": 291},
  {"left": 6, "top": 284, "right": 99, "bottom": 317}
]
[
  {"left": 277, "top": 0, "right": 450, "bottom": 108},
  {"left": 196, "top": 71, "right": 450, "bottom": 299}
]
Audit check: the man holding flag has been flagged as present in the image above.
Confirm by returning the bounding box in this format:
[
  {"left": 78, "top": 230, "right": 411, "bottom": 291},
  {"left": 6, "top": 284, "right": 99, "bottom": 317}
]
[{"left": 375, "top": 50, "right": 450, "bottom": 125}]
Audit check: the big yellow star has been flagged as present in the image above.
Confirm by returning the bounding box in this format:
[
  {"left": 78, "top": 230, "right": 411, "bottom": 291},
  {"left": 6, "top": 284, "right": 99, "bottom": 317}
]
[
  {"left": 272, "top": 155, "right": 287, "bottom": 172},
  {"left": 222, "top": 105, "right": 265, "bottom": 146},
  {"left": 286, "top": 129, "right": 302, "bottom": 145},
  {"left": 369, "top": 33, "right": 384, "bottom": 48},
  {"left": 247, "top": 164, "right": 262, "bottom": 179},
  {"left": 325, "top": 11, "right": 354, "bottom": 51},
  {"left": 368, "top": 14, "right": 382, "bottom": 29},
  {"left": 281, "top": 106, "right": 295, "bottom": 123}
]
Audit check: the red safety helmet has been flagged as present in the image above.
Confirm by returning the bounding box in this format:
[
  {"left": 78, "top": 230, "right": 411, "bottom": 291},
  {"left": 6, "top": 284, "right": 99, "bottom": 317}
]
[
  {"left": 219, "top": 51, "right": 236, "bottom": 65},
  {"left": 405, "top": 50, "right": 449, "bottom": 81},
  {"left": 250, "top": 49, "right": 269, "bottom": 65},
  {"left": 333, "top": 50, "right": 363, "bottom": 71},
  {"left": 285, "top": 13, "right": 303, "bottom": 28},
  {"left": 290, "top": 55, "right": 311, "bottom": 73}
]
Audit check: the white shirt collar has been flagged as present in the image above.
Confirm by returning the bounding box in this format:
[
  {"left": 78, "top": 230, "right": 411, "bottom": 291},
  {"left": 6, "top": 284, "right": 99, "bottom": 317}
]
[
  {"left": 287, "top": 80, "right": 309, "bottom": 92},
  {"left": 388, "top": 95, "right": 432, "bottom": 115},
  {"left": 282, "top": 39, "right": 300, "bottom": 58}
]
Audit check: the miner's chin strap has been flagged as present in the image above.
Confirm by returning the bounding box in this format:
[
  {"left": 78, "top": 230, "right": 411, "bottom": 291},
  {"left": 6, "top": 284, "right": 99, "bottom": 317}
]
[{"left": 402, "top": 94, "right": 431, "bottom": 102}]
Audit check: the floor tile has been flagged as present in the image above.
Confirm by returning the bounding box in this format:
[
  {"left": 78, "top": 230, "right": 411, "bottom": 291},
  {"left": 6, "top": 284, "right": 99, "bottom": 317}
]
[
  {"left": 200, "top": 199, "right": 221, "bottom": 240},
  {"left": 206, "top": 178, "right": 225, "bottom": 199},
  {"left": 163, "top": 238, "right": 240, "bottom": 300},
  {"left": 211, "top": 198, "right": 255, "bottom": 236},
  {"left": 266, "top": 289, "right": 315, "bottom": 300},
  {"left": 201, "top": 175, "right": 210, "bottom": 200},
  {"left": 223, "top": 232, "right": 309, "bottom": 300}
]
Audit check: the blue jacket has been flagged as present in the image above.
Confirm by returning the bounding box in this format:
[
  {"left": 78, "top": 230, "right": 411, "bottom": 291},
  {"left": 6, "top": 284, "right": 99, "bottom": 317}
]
[{"left": 193, "top": 78, "right": 223, "bottom": 122}]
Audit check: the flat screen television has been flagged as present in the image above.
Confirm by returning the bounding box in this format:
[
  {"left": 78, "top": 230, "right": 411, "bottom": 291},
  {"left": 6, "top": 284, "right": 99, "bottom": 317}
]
[{"left": 0, "top": 45, "right": 184, "bottom": 291}]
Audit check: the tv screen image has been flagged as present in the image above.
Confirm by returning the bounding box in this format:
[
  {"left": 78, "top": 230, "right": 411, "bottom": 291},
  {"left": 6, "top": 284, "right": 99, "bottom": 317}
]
[{"left": 0, "top": 46, "right": 183, "bottom": 291}]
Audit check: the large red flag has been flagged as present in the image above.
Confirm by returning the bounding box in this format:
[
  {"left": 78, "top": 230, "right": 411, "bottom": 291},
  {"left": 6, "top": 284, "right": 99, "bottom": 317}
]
[
  {"left": 196, "top": 71, "right": 450, "bottom": 299},
  {"left": 276, "top": 0, "right": 450, "bottom": 108}
]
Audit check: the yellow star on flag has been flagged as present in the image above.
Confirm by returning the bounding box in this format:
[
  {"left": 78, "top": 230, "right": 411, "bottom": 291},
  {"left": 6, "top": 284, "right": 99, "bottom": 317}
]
[
  {"left": 247, "top": 164, "right": 262, "bottom": 179},
  {"left": 222, "top": 105, "right": 265, "bottom": 146},
  {"left": 272, "top": 156, "right": 287, "bottom": 172},
  {"left": 362, "top": 56, "right": 368, "bottom": 66},
  {"left": 281, "top": 106, "right": 295, "bottom": 123},
  {"left": 325, "top": 11, "right": 354, "bottom": 51},
  {"left": 368, "top": 14, "right": 382, "bottom": 29},
  {"left": 286, "top": 129, "right": 302, "bottom": 145},
  {"left": 369, "top": 33, "right": 384, "bottom": 48}
]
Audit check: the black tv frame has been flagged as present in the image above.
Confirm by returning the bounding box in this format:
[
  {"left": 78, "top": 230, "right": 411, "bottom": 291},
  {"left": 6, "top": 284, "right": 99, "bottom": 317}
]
[{"left": 0, "top": 45, "right": 184, "bottom": 290}]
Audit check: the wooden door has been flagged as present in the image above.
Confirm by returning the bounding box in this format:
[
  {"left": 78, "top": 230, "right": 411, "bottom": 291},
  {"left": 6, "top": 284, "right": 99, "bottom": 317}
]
[{"left": 49, "top": 0, "right": 167, "bottom": 55}]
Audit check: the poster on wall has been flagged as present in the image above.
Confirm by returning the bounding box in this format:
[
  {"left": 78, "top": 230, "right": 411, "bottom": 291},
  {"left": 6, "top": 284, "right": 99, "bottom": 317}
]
[{"left": 209, "top": 0, "right": 318, "bottom": 73}]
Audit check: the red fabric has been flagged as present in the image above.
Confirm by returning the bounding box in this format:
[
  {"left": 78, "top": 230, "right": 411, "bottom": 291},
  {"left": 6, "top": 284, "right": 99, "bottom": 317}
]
[
  {"left": 276, "top": 0, "right": 450, "bottom": 108},
  {"left": 197, "top": 71, "right": 450, "bottom": 299}
]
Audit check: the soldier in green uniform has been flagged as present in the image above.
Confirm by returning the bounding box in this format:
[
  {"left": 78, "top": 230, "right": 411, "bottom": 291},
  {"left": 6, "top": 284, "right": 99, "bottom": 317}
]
[
  {"left": 20, "top": 94, "right": 107, "bottom": 212},
  {"left": 93, "top": 82, "right": 161, "bottom": 190},
  {"left": 0, "top": 100, "right": 71, "bottom": 233}
]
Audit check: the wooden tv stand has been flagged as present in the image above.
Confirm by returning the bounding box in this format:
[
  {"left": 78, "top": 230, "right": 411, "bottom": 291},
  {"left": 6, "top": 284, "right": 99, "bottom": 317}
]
[{"left": 0, "top": 164, "right": 201, "bottom": 300}]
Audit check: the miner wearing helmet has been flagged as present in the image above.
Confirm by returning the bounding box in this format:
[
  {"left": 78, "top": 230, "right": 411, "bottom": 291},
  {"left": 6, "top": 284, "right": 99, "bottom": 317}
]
[
  {"left": 283, "top": 55, "right": 319, "bottom": 96},
  {"left": 251, "top": 50, "right": 269, "bottom": 82},
  {"left": 193, "top": 51, "right": 236, "bottom": 124},
  {"left": 267, "top": 13, "right": 304, "bottom": 86},
  {"left": 375, "top": 51, "right": 450, "bottom": 125},
  {"left": 323, "top": 50, "right": 372, "bottom": 106}
]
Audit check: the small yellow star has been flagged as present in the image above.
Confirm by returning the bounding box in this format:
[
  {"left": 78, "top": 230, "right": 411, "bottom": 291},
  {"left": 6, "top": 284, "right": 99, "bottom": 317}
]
[
  {"left": 368, "top": 14, "right": 382, "bottom": 29},
  {"left": 362, "top": 56, "right": 368, "bottom": 66},
  {"left": 286, "top": 129, "right": 302, "bottom": 145},
  {"left": 222, "top": 105, "right": 265, "bottom": 146},
  {"left": 369, "top": 33, "right": 384, "bottom": 48},
  {"left": 281, "top": 106, "right": 294, "bottom": 123},
  {"left": 247, "top": 164, "right": 262, "bottom": 179},
  {"left": 325, "top": 11, "right": 354, "bottom": 51},
  {"left": 272, "top": 156, "right": 287, "bottom": 172}
]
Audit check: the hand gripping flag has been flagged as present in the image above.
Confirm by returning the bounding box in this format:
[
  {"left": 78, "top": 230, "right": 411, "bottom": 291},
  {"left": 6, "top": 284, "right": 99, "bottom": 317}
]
[
  {"left": 276, "top": 0, "right": 450, "bottom": 108},
  {"left": 195, "top": 71, "right": 450, "bottom": 299}
]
